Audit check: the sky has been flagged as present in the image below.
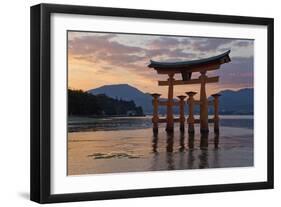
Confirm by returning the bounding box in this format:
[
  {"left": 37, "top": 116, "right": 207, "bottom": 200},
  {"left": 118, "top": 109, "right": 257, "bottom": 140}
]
[{"left": 68, "top": 31, "right": 254, "bottom": 98}]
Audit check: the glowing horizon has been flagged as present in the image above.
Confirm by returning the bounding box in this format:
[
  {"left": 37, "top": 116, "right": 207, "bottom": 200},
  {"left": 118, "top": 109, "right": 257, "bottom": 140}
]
[{"left": 68, "top": 31, "right": 254, "bottom": 98}]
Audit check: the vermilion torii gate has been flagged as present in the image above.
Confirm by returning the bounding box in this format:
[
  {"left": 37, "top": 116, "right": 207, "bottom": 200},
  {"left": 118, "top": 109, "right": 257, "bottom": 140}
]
[{"left": 148, "top": 50, "right": 231, "bottom": 133}]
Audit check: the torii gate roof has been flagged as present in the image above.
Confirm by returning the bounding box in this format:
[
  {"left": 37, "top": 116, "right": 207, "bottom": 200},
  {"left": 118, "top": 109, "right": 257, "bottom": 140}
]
[{"left": 148, "top": 50, "right": 231, "bottom": 72}]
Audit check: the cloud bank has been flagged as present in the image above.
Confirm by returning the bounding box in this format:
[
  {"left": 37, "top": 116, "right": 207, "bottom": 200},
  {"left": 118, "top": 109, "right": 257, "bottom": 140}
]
[{"left": 68, "top": 31, "right": 253, "bottom": 96}]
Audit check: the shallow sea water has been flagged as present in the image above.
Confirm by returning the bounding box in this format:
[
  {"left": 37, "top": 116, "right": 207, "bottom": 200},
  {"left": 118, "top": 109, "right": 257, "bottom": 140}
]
[{"left": 67, "top": 117, "right": 253, "bottom": 175}]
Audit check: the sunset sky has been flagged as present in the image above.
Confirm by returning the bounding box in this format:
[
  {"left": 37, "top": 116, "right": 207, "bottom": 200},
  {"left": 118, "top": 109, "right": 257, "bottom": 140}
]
[{"left": 68, "top": 31, "right": 254, "bottom": 98}]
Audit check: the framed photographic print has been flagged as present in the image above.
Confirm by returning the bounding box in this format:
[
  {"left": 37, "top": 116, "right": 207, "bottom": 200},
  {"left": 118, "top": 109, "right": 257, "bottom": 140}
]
[{"left": 30, "top": 3, "right": 274, "bottom": 203}]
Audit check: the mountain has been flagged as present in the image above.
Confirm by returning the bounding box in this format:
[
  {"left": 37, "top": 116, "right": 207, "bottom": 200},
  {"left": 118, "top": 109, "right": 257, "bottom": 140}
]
[
  {"left": 88, "top": 84, "right": 254, "bottom": 115},
  {"left": 88, "top": 84, "right": 153, "bottom": 113},
  {"left": 211, "top": 88, "right": 253, "bottom": 114}
]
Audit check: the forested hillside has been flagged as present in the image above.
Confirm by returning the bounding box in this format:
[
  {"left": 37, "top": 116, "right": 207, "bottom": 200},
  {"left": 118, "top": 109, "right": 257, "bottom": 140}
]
[{"left": 68, "top": 89, "right": 144, "bottom": 116}]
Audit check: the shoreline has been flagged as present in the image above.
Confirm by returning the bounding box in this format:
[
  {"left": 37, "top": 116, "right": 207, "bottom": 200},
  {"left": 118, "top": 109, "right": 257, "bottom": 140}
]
[
  {"left": 68, "top": 114, "right": 253, "bottom": 119},
  {"left": 68, "top": 115, "right": 254, "bottom": 132}
]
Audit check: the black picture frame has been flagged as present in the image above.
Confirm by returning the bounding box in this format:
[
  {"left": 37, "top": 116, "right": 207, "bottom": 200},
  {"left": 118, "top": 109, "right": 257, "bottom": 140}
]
[{"left": 30, "top": 3, "right": 274, "bottom": 204}]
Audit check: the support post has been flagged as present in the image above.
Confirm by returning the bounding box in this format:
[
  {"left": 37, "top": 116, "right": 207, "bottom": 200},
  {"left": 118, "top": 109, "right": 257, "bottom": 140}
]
[
  {"left": 166, "top": 73, "right": 175, "bottom": 132},
  {"left": 151, "top": 93, "right": 161, "bottom": 133},
  {"left": 199, "top": 71, "right": 209, "bottom": 133},
  {"left": 211, "top": 93, "right": 221, "bottom": 133},
  {"left": 186, "top": 91, "right": 197, "bottom": 134},
  {"left": 214, "top": 132, "right": 219, "bottom": 149},
  {"left": 188, "top": 133, "right": 195, "bottom": 149},
  {"left": 200, "top": 132, "right": 209, "bottom": 150},
  {"left": 177, "top": 95, "right": 187, "bottom": 132}
]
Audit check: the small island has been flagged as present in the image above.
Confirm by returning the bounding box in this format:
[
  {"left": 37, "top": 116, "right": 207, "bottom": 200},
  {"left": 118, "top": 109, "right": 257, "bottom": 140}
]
[{"left": 68, "top": 89, "right": 144, "bottom": 117}]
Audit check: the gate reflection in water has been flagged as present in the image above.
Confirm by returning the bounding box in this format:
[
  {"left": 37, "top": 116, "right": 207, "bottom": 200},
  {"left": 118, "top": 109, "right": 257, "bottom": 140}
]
[{"left": 151, "top": 131, "right": 220, "bottom": 170}]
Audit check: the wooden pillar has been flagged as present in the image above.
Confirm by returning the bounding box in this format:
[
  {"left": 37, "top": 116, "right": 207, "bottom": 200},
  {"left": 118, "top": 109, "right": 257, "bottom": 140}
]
[
  {"left": 200, "top": 132, "right": 209, "bottom": 150},
  {"left": 179, "top": 131, "right": 185, "bottom": 152},
  {"left": 166, "top": 131, "right": 174, "bottom": 152},
  {"left": 188, "top": 133, "right": 195, "bottom": 149},
  {"left": 199, "top": 71, "right": 209, "bottom": 133},
  {"left": 152, "top": 132, "right": 159, "bottom": 153},
  {"left": 151, "top": 93, "right": 161, "bottom": 133},
  {"left": 177, "top": 95, "right": 187, "bottom": 132},
  {"left": 214, "top": 132, "right": 219, "bottom": 149},
  {"left": 186, "top": 91, "right": 197, "bottom": 134},
  {"left": 166, "top": 73, "right": 175, "bottom": 132},
  {"left": 211, "top": 93, "right": 221, "bottom": 133}
]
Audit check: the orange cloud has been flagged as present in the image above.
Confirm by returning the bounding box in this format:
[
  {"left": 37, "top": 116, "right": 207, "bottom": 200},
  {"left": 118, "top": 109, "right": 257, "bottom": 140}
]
[{"left": 67, "top": 31, "right": 253, "bottom": 98}]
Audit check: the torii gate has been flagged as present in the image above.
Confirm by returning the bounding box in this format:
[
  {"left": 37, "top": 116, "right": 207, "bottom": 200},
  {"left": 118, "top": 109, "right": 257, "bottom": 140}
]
[{"left": 148, "top": 50, "right": 231, "bottom": 133}]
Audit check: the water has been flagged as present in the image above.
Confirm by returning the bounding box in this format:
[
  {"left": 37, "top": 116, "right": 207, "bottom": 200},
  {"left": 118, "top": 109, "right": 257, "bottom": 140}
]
[
  {"left": 68, "top": 115, "right": 253, "bottom": 132},
  {"left": 67, "top": 115, "right": 253, "bottom": 175}
]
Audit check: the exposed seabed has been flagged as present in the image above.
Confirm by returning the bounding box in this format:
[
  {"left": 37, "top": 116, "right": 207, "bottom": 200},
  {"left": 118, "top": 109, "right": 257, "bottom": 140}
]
[{"left": 68, "top": 124, "right": 253, "bottom": 175}]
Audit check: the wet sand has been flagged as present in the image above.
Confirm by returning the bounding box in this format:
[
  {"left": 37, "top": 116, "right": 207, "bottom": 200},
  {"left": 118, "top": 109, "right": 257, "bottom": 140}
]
[{"left": 67, "top": 125, "right": 253, "bottom": 175}]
